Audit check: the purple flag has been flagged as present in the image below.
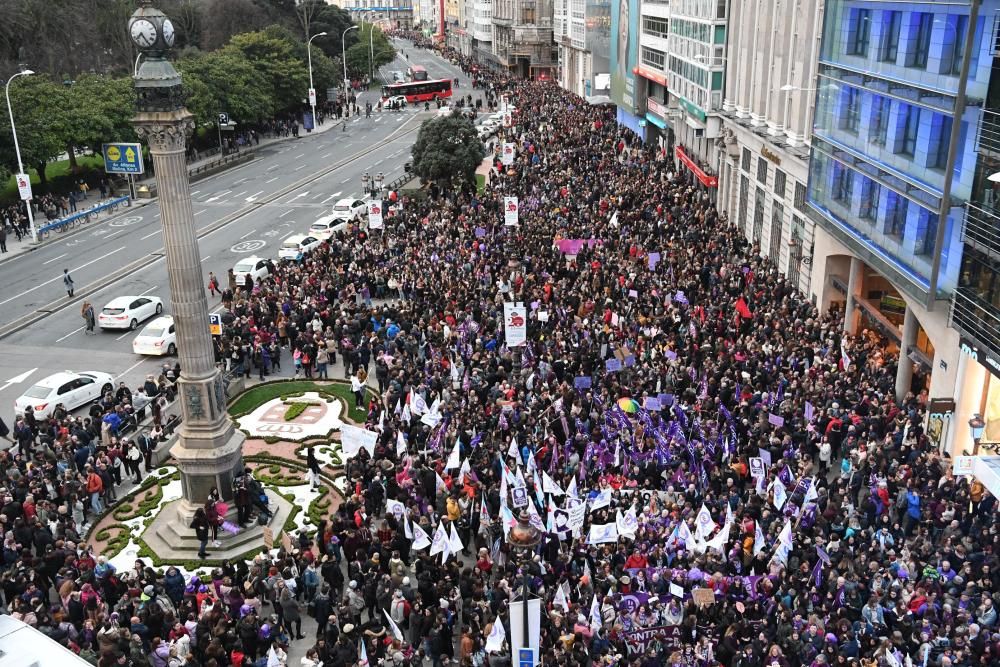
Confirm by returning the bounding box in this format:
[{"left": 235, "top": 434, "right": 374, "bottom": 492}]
[
  {"left": 804, "top": 401, "right": 815, "bottom": 421},
  {"left": 812, "top": 559, "right": 823, "bottom": 588}
]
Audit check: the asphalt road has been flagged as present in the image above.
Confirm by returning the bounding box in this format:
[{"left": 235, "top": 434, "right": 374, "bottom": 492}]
[{"left": 0, "top": 41, "right": 476, "bottom": 423}]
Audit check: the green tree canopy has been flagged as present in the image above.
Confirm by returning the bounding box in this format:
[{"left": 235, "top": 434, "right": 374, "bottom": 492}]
[
  {"left": 228, "top": 30, "right": 310, "bottom": 110},
  {"left": 410, "top": 114, "right": 486, "bottom": 187},
  {"left": 177, "top": 47, "right": 274, "bottom": 126},
  {"left": 345, "top": 24, "right": 396, "bottom": 81},
  {"left": 0, "top": 74, "right": 71, "bottom": 187},
  {"left": 64, "top": 74, "right": 137, "bottom": 155}
]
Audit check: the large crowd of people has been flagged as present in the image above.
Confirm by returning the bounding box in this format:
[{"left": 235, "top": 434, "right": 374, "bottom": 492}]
[{"left": 1, "top": 37, "right": 996, "bottom": 667}]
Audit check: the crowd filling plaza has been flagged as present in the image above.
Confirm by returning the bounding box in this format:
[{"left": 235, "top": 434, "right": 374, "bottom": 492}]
[{"left": 0, "top": 35, "right": 997, "bottom": 667}]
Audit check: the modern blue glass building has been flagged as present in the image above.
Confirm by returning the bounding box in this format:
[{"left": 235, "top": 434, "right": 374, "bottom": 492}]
[{"left": 807, "top": 0, "right": 997, "bottom": 302}]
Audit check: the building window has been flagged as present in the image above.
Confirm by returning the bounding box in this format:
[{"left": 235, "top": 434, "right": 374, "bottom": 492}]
[
  {"left": 753, "top": 187, "right": 766, "bottom": 244},
  {"left": 642, "top": 47, "right": 666, "bottom": 70},
  {"left": 931, "top": 115, "right": 953, "bottom": 169},
  {"left": 794, "top": 181, "right": 807, "bottom": 210},
  {"left": 769, "top": 201, "right": 784, "bottom": 264},
  {"left": 788, "top": 218, "right": 804, "bottom": 288},
  {"left": 885, "top": 192, "right": 907, "bottom": 238},
  {"left": 848, "top": 8, "right": 872, "bottom": 57},
  {"left": 841, "top": 87, "right": 861, "bottom": 134},
  {"left": 774, "top": 169, "right": 786, "bottom": 198},
  {"left": 949, "top": 14, "right": 970, "bottom": 76},
  {"left": 643, "top": 16, "right": 669, "bottom": 39},
  {"left": 917, "top": 210, "right": 938, "bottom": 255},
  {"left": 880, "top": 10, "right": 901, "bottom": 62},
  {"left": 859, "top": 179, "right": 880, "bottom": 220},
  {"left": 900, "top": 104, "right": 920, "bottom": 157},
  {"left": 739, "top": 175, "right": 749, "bottom": 230},
  {"left": 908, "top": 12, "right": 933, "bottom": 69},
  {"left": 741, "top": 148, "right": 751, "bottom": 172},
  {"left": 832, "top": 164, "right": 853, "bottom": 205},
  {"left": 870, "top": 96, "right": 890, "bottom": 146},
  {"left": 757, "top": 157, "right": 768, "bottom": 184}
]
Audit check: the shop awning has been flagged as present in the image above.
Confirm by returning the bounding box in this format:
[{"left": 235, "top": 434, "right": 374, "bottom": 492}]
[
  {"left": 675, "top": 146, "right": 718, "bottom": 188},
  {"left": 973, "top": 456, "right": 1000, "bottom": 498}
]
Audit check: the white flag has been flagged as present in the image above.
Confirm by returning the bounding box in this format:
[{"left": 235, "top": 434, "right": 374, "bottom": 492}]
[
  {"left": 383, "top": 609, "right": 403, "bottom": 641},
  {"left": 507, "top": 436, "right": 520, "bottom": 462},
  {"left": 772, "top": 479, "right": 787, "bottom": 510},
  {"left": 396, "top": 431, "right": 407, "bottom": 456},
  {"left": 567, "top": 477, "right": 578, "bottom": 498},
  {"left": 695, "top": 504, "right": 716, "bottom": 540},
  {"left": 436, "top": 471, "right": 448, "bottom": 494},
  {"left": 542, "top": 472, "right": 564, "bottom": 496},
  {"left": 587, "top": 522, "right": 619, "bottom": 544},
  {"left": 404, "top": 516, "right": 413, "bottom": 539},
  {"left": 446, "top": 439, "right": 461, "bottom": 469},
  {"left": 401, "top": 403, "right": 411, "bottom": 424},
  {"left": 459, "top": 458, "right": 471, "bottom": 479},
  {"left": 385, "top": 498, "right": 405, "bottom": 521},
  {"left": 772, "top": 519, "right": 794, "bottom": 565},
  {"left": 485, "top": 618, "right": 505, "bottom": 653},
  {"left": 448, "top": 522, "right": 464, "bottom": 554},
  {"left": 590, "top": 488, "right": 612, "bottom": 511},
  {"left": 705, "top": 520, "right": 731, "bottom": 553},
  {"left": 411, "top": 523, "right": 431, "bottom": 550},
  {"left": 589, "top": 594, "right": 602, "bottom": 631},
  {"left": 503, "top": 196, "right": 519, "bottom": 226},
  {"left": 341, "top": 424, "right": 378, "bottom": 459},
  {"left": 753, "top": 521, "right": 766, "bottom": 556},
  {"left": 430, "top": 521, "right": 449, "bottom": 557},
  {"left": 609, "top": 210, "right": 619, "bottom": 227},
  {"left": 358, "top": 638, "right": 368, "bottom": 667},
  {"left": 676, "top": 520, "right": 694, "bottom": 545},
  {"left": 410, "top": 391, "right": 428, "bottom": 416},
  {"left": 724, "top": 502, "right": 734, "bottom": 527},
  {"left": 803, "top": 476, "right": 818, "bottom": 504},
  {"left": 616, "top": 505, "right": 638, "bottom": 539},
  {"left": 553, "top": 581, "right": 569, "bottom": 612},
  {"left": 479, "top": 499, "right": 491, "bottom": 534}
]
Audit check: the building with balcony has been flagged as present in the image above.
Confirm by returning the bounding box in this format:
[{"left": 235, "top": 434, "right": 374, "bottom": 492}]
[
  {"left": 715, "top": 0, "right": 823, "bottom": 297},
  {"left": 492, "top": 0, "right": 558, "bottom": 78},
  {"left": 635, "top": 0, "right": 671, "bottom": 149},
  {"left": 664, "top": 0, "right": 729, "bottom": 179},
  {"left": 339, "top": 0, "right": 415, "bottom": 30},
  {"left": 952, "top": 54, "right": 1000, "bottom": 456},
  {"left": 554, "top": 0, "right": 610, "bottom": 97},
  {"left": 806, "top": 0, "right": 999, "bottom": 454}
]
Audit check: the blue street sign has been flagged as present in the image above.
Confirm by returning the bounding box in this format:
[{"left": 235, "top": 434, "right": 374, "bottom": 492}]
[
  {"left": 102, "top": 142, "right": 145, "bottom": 175},
  {"left": 518, "top": 647, "right": 537, "bottom": 667}
]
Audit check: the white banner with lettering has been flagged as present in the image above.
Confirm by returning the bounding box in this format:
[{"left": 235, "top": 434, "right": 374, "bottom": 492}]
[
  {"left": 501, "top": 142, "right": 515, "bottom": 165},
  {"left": 368, "top": 199, "right": 383, "bottom": 229},
  {"left": 503, "top": 302, "right": 526, "bottom": 348},
  {"left": 504, "top": 196, "right": 519, "bottom": 226}
]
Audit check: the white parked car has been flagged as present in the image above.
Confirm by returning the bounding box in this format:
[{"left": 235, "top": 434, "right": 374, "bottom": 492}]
[
  {"left": 14, "top": 370, "right": 115, "bottom": 419},
  {"left": 132, "top": 316, "right": 177, "bottom": 356},
  {"left": 331, "top": 198, "right": 368, "bottom": 222},
  {"left": 309, "top": 214, "right": 349, "bottom": 240},
  {"left": 97, "top": 296, "right": 163, "bottom": 331},
  {"left": 278, "top": 234, "right": 321, "bottom": 262},
  {"left": 232, "top": 256, "right": 270, "bottom": 285}
]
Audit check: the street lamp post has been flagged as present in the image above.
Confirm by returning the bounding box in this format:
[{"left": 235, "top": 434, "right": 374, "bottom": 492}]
[
  {"left": 508, "top": 511, "right": 541, "bottom": 660},
  {"left": 342, "top": 25, "right": 359, "bottom": 99},
  {"left": 5, "top": 69, "right": 38, "bottom": 244},
  {"left": 969, "top": 413, "right": 986, "bottom": 454},
  {"left": 307, "top": 31, "right": 328, "bottom": 131}
]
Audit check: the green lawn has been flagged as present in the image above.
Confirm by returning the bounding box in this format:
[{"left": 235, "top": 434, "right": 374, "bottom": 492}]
[
  {"left": 1, "top": 154, "right": 105, "bottom": 202},
  {"left": 475, "top": 173, "right": 486, "bottom": 195},
  {"left": 228, "top": 379, "right": 371, "bottom": 423}
]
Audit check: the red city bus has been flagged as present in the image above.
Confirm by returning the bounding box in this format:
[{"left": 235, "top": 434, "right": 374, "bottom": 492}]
[
  {"left": 382, "top": 78, "right": 453, "bottom": 103},
  {"left": 407, "top": 64, "right": 428, "bottom": 81}
]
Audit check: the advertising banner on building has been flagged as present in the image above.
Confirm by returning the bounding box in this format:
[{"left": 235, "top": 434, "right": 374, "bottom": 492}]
[
  {"left": 368, "top": 199, "right": 384, "bottom": 229},
  {"left": 504, "top": 196, "right": 519, "bottom": 226},
  {"left": 610, "top": 0, "right": 639, "bottom": 113},
  {"left": 503, "top": 302, "right": 526, "bottom": 347}
]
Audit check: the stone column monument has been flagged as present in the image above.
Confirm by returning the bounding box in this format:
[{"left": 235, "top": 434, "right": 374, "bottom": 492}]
[{"left": 129, "top": 2, "right": 244, "bottom": 510}]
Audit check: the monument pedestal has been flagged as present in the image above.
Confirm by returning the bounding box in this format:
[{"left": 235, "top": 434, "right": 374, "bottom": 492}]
[{"left": 142, "top": 488, "right": 295, "bottom": 562}]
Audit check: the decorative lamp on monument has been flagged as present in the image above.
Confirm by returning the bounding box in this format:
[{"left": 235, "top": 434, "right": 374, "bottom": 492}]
[
  {"left": 128, "top": 1, "right": 290, "bottom": 558},
  {"left": 508, "top": 511, "right": 541, "bottom": 656},
  {"left": 969, "top": 413, "right": 986, "bottom": 454}
]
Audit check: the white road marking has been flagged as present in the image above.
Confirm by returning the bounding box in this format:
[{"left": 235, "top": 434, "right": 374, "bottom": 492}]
[
  {"left": 115, "top": 358, "right": 147, "bottom": 381},
  {"left": 312, "top": 193, "right": 325, "bottom": 199},
  {"left": 0, "top": 246, "right": 126, "bottom": 307},
  {"left": 141, "top": 229, "right": 161, "bottom": 240},
  {"left": 234, "top": 190, "right": 247, "bottom": 198},
  {"left": 321, "top": 153, "right": 331, "bottom": 159},
  {"left": 56, "top": 326, "right": 84, "bottom": 343},
  {"left": 340, "top": 178, "right": 351, "bottom": 184},
  {"left": 116, "top": 329, "right": 135, "bottom": 341},
  {"left": 294, "top": 165, "right": 306, "bottom": 171},
  {"left": 42, "top": 253, "right": 68, "bottom": 265},
  {"left": 240, "top": 228, "right": 257, "bottom": 239},
  {"left": 282, "top": 231, "right": 297, "bottom": 239},
  {"left": 195, "top": 209, "right": 208, "bottom": 216},
  {"left": 139, "top": 286, "right": 158, "bottom": 296},
  {"left": 205, "top": 190, "right": 231, "bottom": 202},
  {"left": 105, "top": 228, "right": 127, "bottom": 239},
  {"left": 265, "top": 177, "right": 279, "bottom": 183},
  {"left": 190, "top": 190, "right": 201, "bottom": 196},
  {"left": 374, "top": 158, "right": 385, "bottom": 165},
  {"left": 279, "top": 209, "right": 293, "bottom": 218},
  {"left": 294, "top": 153, "right": 305, "bottom": 159},
  {"left": 153, "top": 212, "right": 160, "bottom": 219},
  {"left": 201, "top": 255, "right": 211, "bottom": 262},
  {"left": 245, "top": 190, "right": 264, "bottom": 202}
]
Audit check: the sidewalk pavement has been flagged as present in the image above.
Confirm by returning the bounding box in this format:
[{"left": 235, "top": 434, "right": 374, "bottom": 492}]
[{"left": 0, "top": 115, "right": 347, "bottom": 264}]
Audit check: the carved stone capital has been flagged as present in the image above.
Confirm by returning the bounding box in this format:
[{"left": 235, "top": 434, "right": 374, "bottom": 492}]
[{"left": 134, "top": 110, "right": 195, "bottom": 153}]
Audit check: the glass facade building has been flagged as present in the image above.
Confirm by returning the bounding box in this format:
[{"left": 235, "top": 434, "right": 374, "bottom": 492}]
[{"left": 807, "top": 0, "right": 997, "bottom": 302}]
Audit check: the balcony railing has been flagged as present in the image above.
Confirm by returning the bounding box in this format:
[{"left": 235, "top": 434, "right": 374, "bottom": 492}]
[
  {"left": 977, "top": 109, "right": 1000, "bottom": 156},
  {"left": 963, "top": 203, "right": 1000, "bottom": 259},
  {"left": 951, "top": 287, "right": 1000, "bottom": 354}
]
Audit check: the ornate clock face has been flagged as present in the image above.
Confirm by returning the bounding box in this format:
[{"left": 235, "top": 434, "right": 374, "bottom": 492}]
[
  {"left": 162, "top": 19, "right": 176, "bottom": 46},
  {"left": 130, "top": 19, "right": 158, "bottom": 48}
]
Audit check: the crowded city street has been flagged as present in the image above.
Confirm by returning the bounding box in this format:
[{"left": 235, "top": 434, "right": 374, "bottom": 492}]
[{"left": 0, "top": 11, "right": 998, "bottom": 667}]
